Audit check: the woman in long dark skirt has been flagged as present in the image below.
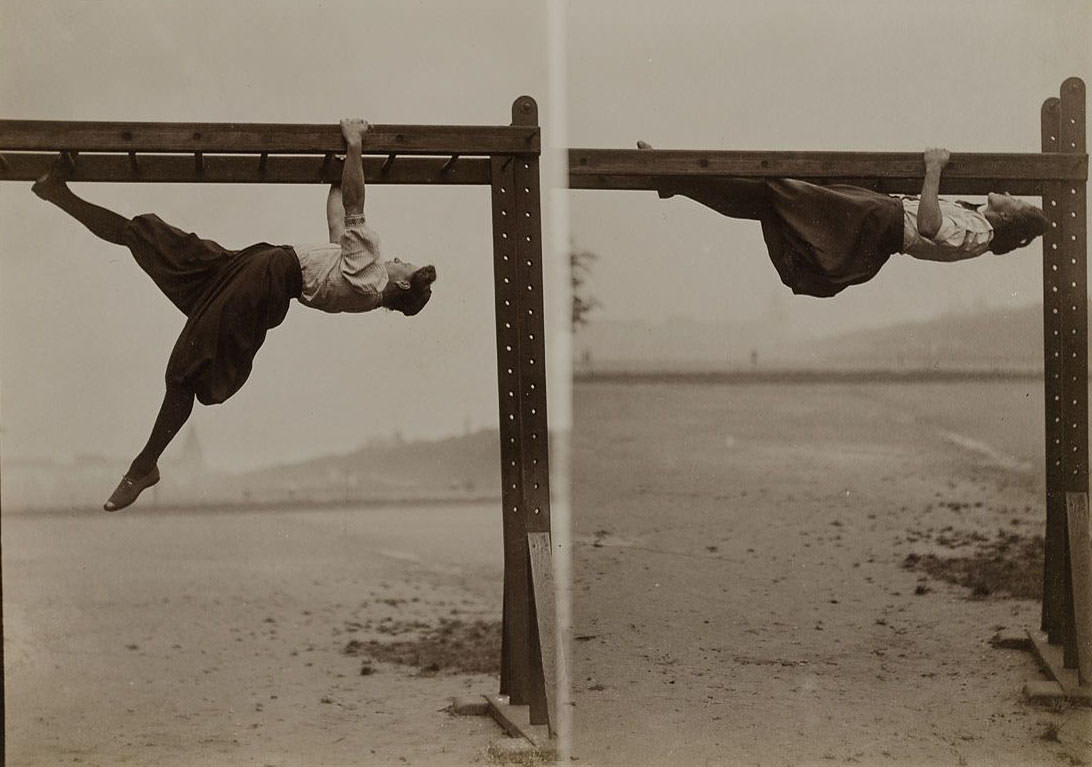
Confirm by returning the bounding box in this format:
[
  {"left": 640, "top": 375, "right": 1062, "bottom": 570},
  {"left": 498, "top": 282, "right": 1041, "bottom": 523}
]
[
  {"left": 637, "top": 144, "right": 1049, "bottom": 297},
  {"left": 33, "top": 118, "right": 437, "bottom": 511}
]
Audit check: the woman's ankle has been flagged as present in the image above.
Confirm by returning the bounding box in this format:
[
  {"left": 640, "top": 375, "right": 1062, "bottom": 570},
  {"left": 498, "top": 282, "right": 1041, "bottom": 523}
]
[{"left": 126, "top": 459, "right": 158, "bottom": 479}]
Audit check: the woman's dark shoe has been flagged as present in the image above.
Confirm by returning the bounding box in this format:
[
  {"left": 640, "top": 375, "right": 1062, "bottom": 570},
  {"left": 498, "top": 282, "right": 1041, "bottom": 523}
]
[
  {"left": 104, "top": 466, "right": 160, "bottom": 511},
  {"left": 31, "top": 153, "right": 74, "bottom": 201}
]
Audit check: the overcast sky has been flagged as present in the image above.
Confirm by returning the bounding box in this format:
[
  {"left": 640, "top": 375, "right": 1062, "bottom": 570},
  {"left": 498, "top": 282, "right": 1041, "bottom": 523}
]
[{"left": 1, "top": 1, "right": 1090, "bottom": 472}]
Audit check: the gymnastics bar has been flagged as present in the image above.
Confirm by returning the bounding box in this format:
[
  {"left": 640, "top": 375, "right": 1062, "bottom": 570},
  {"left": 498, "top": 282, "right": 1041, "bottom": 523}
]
[
  {"left": 490, "top": 95, "right": 558, "bottom": 736},
  {"left": 0, "top": 100, "right": 560, "bottom": 739},
  {"left": 1038, "top": 77, "right": 1089, "bottom": 699},
  {"left": 0, "top": 119, "right": 539, "bottom": 155},
  {"left": 0, "top": 152, "right": 492, "bottom": 185},
  {"left": 0, "top": 118, "right": 538, "bottom": 184},
  {"left": 568, "top": 150, "right": 1085, "bottom": 196}
]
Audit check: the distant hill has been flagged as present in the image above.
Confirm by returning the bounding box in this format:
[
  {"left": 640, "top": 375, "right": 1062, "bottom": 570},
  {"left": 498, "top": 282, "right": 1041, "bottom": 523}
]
[
  {"left": 782, "top": 304, "right": 1043, "bottom": 371},
  {"left": 3, "top": 429, "right": 502, "bottom": 512},
  {"left": 575, "top": 304, "right": 1048, "bottom": 374},
  {"left": 3, "top": 304, "right": 1065, "bottom": 511},
  {"left": 233, "top": 429, "right": 502, "bottom": 505},
  {"left": 574, "top": 315, "right": 786, "bottom": 370}
]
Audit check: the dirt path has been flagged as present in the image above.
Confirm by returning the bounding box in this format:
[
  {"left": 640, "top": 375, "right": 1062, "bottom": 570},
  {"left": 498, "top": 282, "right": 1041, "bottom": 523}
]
[
  {"left": 3, "top": 502, "right": 508, "bottom": 767},
  {"left": 571, "top": 380, "right": 1091, "bottom": 767}
]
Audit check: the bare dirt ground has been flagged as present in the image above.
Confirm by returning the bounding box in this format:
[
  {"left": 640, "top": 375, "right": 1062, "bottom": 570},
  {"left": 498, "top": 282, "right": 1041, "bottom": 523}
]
[
  {"left": 3, "top": 502, "right": 510, "bottom": 767},
  {"left": 571, "top": 379, "right": 1091, "bottom": 767}
]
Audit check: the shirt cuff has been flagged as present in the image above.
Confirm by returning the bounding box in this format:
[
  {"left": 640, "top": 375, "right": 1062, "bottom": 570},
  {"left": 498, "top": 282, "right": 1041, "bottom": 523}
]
[{"left": 344, "top": 212, "right": 366, "bottom": 227}]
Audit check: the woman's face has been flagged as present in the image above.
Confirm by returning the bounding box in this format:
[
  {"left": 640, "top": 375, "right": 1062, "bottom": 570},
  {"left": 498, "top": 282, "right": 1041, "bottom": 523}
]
[
  {"left": 385, "top": 257, "right": 419, "bottom": 287},
  {"left": 985, "top": 193, "right": 1047, "bottom": 253},
  {"left": 986, "top": 192, "right": 1028, "bottom": 220}
]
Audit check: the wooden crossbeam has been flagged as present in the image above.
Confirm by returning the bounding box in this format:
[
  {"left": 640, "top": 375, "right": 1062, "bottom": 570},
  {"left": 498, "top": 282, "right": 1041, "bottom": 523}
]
[
  {"left": 568, "top": 149, "right": 1087, "bottom": 196},
  {"left": 0, "top": 152, "right": 491, "bottom": 185},
  {"left": 0, "top": 119, "right": 540, "bottom": 156}
]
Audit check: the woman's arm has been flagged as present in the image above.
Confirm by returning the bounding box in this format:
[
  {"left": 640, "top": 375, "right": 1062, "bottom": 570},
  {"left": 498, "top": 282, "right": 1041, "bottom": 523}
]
[
  {"left": 916, "top": 147, "right": 949, "bottom": 240},
  {"left": 326, "top": 182, "right": 345, "bottom": 243},
  {"left": 339, "top": 118, "right": 369, "bottom": 216}
]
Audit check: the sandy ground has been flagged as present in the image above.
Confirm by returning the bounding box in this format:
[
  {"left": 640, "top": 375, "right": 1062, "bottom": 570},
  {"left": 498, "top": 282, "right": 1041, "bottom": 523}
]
[
  {"left": 3, "top": 502, "right": 509, "bottom": 767},
  {"left": 571, "top": 379, "right": 1092, "bottom": 767},
  {"left": 7, "top": 379, "right": 1092, "bottom": 767}
]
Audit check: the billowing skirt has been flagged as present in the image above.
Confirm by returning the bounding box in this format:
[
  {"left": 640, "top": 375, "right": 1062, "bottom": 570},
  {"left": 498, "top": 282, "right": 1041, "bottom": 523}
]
[
  {"left": 122, "top": 214, "right": 302, "bottom": 405},
  {"left": 759, "top": 180, "right": 905, "bottom": 298}
]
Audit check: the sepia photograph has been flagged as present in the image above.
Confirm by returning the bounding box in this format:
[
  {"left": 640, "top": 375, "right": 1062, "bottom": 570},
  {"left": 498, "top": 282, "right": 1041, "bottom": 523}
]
[{"left": 3, "top": 1, "right": 1092, "bottom": 767}]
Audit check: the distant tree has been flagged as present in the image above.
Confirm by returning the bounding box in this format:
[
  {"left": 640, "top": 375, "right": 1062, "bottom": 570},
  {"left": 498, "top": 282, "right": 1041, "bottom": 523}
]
[{"left": 571, "top": 246, "right": 600, "bottom": 328}]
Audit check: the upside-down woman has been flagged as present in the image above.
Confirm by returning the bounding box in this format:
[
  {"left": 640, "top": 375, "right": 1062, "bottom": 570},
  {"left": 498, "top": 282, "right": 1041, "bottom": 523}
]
[{"left": 33, "top": 118, "right": 437, "bottom": 510}]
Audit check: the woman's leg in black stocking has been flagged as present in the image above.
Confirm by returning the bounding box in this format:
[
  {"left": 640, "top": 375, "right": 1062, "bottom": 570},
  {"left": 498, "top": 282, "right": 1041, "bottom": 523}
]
[
  {"left": 32, "top": 156, "right": 129, "bottom": 244},
  {"left": 663, "top": 178, "right": 774, "bottom": 221},
  {"left": 636, "top": 141, "right": 774, "bottom": 220},
  {"left": 128, "top": 384, "right": 195, "bottom": 478},
  {"left": 104, "top": 384, "right": 195, "bottom": 511}
]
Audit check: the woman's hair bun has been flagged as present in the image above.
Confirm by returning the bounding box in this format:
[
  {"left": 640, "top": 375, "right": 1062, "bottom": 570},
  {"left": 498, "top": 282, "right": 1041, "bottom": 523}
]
[{"left": 413, "top": 264, "right": 437, "bottom": 286}]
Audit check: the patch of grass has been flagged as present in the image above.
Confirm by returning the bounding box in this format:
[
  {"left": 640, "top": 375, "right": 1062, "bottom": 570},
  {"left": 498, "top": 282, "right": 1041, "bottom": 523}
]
[
  {"left": 902, "top": 530, "right": 1043, "bottom": 599},
  {"left": 343, "top": 617, "right": 501, "bottom": 675}
]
